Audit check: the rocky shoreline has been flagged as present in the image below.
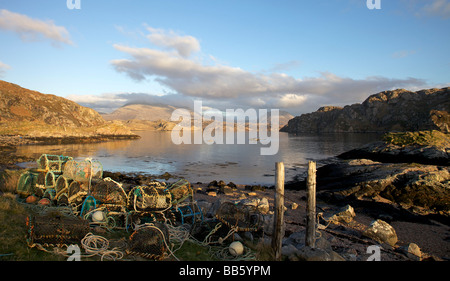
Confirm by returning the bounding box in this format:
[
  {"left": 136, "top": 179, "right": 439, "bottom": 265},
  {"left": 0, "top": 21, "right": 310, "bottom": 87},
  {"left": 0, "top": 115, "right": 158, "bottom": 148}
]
[
  {"left": 0, "top": 134, "right": 140, "bottom": 148},
  {"left": 0, "top": 132, "right": 449, "bottom": 261}
]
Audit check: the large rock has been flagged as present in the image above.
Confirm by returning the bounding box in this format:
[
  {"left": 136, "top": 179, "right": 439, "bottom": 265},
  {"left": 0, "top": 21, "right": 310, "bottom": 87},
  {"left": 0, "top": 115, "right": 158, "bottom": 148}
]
[
  {"left": 316, "top": 159, "right": 450, "bottom": 217},
  {"left": 325, "top": 205, "right": 356, "bottom": 224},
  {"left": 398, "top": 243, "right": 422, "bottom": 261},
  {"left": 363, "top": 219, "right": 398, "bottom": 247},
  {"left": 339, "top": 130, "right": 450, "bottom": 166},
  {"left": 281, "top": 87, "right": 450, "bottom": 133}
]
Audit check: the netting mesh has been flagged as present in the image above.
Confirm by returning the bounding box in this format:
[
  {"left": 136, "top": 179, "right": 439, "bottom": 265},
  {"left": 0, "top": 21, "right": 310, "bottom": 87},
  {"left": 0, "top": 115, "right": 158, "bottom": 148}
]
[
  {"left": 37, "top": 154, "right": 73, "bottom": 172},
  {"left": 127, "top": 184, "right": 172, "bottom": 212},
  {"left": 63, "top": 159, "right": 103, "bottom": 182},
  {"left": 17, "top": 170, "right": 38, "bottom": 197},
  {"left": 167, "top": 179, "right": 192, "bottom": 205},
  {"left": 36, "top": 172, "right": 45, "bottom": 189},
  {"left": 216, "top": 201, "right": 262, "bottom": 232},
  {"left": 45, "top": 171, "right": 59, "bottom": 189},
  {"left": 27, "top": 212, "right": 90, "bottom": 247},
  {"left": 91, "top": 178, "right": 127, "bottom": 206},
  {"left": 55, "top": 175, "right": 71, "bottom": 194},
  {"left": 68, "top": 180, "right": 89, "bottom": 204},
  {"left": 126, "top": 223, "right": 169, "bottom": 260}
]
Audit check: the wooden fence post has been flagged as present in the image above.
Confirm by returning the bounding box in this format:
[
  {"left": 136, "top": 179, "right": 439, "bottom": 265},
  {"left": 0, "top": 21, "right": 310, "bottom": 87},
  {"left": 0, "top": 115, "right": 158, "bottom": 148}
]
[
  {"left": 305, "top": 161, "right": 316, "bottom": 248},
  {"left": 272, "top": 162, "right": 285, "bottom": 261}
]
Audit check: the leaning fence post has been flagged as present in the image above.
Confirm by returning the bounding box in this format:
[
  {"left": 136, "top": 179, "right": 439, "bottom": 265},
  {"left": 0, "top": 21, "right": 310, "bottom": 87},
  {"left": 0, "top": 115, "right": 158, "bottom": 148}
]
[
  {"left": 272, "top": 162, "right": 285, "bottom": 261},
  {"left": 305, "top": 161, "right": 316, "bottom": 248}
]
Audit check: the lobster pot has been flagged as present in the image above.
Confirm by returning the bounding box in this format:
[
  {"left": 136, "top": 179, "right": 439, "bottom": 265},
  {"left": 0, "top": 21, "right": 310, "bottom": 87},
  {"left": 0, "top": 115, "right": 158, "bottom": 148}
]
[
  {"left": 57, "top": 193, "right": 69, "bottom": 206},
  {"left": 26, "top": 213, "right": 90, "bottom": 247},
  {"left": 37, "top": 154, "right": 72, "bottom": 173},
  {"left": 55, "top": 175, "right": 72, "bottom": 194},
  {"left": 91, "top": 178, "right": 127, "bottom": 206},
  {"left": 128, "top": 184, "right": 172, "bottom": 212},
  {"left": 45, "top": 171, "right": 60, "bottom": 189},
  {"left": 127, "top": 223, "right": 169, "bottom": 260},
  {"left": 216, "top": 201, "right": 262, "bottom": 232},
  {"left": 63, "top": 159, "right": 103, "bottom": 182},
  {"left": 43, "top": 188, "right": 56, "bottom": 200},
  {"left": 167, "top": 179, "right": 192, "bottom": 205},
  {"left": 17, "top": 171, "right": 38, "bottom": 197},
  {"left": 36, "top": 172, "right": 45, "bottom": 189},
  {"left": 68, "top": 181, "right": 89, "bottom": 204}
]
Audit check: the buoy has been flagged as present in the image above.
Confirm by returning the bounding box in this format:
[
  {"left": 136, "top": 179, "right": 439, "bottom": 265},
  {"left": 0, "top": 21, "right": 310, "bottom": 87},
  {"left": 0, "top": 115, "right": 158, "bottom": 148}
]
[
  {"left": 229, "top": 241, "right": 244, "bottom": 256},
  {"left": 38, "top": 198, "right": 51, "bottom": 206},
  {"left": 92, "top": 211, "right": 105, "bottom": 222},
  {"left": 26, "top": 195, "right": 38, "bottom": 204}
]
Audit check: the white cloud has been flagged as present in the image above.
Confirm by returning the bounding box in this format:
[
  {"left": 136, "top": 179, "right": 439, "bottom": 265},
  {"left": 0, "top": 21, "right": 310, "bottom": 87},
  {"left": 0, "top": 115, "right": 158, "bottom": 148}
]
[
  {"left": 146, "top": 27, "right": 200, "bottom": 58},
  {"left": 109, "top": 27, "right": 427, "bottom": 115},
  {"left": 0, "top": 9, "right": 73, "bottom": 46},
  {"left": 275, "top": 94, "right": 308, "bottom": 108},
  {"left": 0, "top": 60, "right": 11, "bottom": 77},
  {"left": 421, "top": 0, "right": 450, "bottom": 19}
]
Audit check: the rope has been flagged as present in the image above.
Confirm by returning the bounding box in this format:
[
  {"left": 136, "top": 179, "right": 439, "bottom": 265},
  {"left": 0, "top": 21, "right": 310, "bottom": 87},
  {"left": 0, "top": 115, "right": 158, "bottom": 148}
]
[{"left": 81, "top": 233, "right": 124, "bottom": 261}]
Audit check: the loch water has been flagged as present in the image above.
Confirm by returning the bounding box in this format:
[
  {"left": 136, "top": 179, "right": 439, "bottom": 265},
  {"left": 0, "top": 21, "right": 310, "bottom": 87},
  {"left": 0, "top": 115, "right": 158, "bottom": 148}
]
[{"left": 15, "top": 131, "right": 381, "bottom": 185}]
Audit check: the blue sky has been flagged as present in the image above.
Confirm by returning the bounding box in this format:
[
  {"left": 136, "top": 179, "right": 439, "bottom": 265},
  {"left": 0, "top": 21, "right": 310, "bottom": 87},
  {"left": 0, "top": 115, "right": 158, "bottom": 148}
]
[{"left": 0, "top": 0, "right": 449, "bottom": 115}]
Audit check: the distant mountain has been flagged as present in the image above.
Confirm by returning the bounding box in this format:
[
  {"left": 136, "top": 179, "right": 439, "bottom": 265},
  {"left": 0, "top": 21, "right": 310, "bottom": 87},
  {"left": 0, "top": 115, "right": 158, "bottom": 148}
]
[
  {"left": 102, "top": 104, "right": 178, "bottom": 122},
  {"left": 103, "top": 103, "right": 294, "bottom": 130},
  {"left": 259, "top": 110, "right": 294, "bottom": 128},
  {"left": 0, "top": 80, "right": 136, "bottom": 138},
  {"left": 281, "top": 87, "right": 450, "bottom": 133}
]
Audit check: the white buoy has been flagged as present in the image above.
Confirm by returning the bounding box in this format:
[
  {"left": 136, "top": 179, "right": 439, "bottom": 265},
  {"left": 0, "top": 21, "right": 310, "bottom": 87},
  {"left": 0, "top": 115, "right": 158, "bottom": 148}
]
[
  {"left": 229, "top": 241, "right": 244, "bottom": 256},
  {"left": 92, "top": 211, "right": 105, "bottom": 222}
]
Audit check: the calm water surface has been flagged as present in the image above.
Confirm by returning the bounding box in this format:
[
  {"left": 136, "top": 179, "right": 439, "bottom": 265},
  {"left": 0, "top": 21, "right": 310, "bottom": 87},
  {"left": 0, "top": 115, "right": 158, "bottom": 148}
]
[{"left": 15, "top": 131, "right": 381, "bottom": 185}]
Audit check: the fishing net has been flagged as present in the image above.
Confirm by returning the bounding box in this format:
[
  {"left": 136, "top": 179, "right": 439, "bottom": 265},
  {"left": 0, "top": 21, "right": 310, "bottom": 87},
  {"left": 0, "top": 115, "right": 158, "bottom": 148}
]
[
  {"left": 127, "top": 183, "right": 172, "bottom": 212},
  {"left": 216, "top": 201, "right": 262, "bottom": 232},
  {"left": 37, "top": 154, "right": 73, "bottom": 173},
  {"left": 63, "top": 159, "right": 103, "bottom": 182},
  {"left": 17, "top": 170, "right": 38, "bottom": 197},
  {"left": 126, "top": 223, "right": 169, "bottom": 260},
  {"left": 26, "top": 212, "right": 90, "bottom": 248}
]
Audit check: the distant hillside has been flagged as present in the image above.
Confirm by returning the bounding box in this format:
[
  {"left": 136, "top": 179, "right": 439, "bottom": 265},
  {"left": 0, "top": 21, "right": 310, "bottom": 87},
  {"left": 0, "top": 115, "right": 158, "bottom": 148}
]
[
  {"left": 103, "top": 103, "right": 294, "bottom": 131},
  {"left": 281, "top": 87, "right": 450, "bottom": 133},
  {"left": 102, "top": 104, "right": 178, "bottom": 122},
  {"left": 0, "top": 80, "right": 105, "bottom": 127},
  {"left": 260, "top": 110, "right": 294, "bottom": 128},
  {"left": 0, "top": 80, "right": 136, "bottom": 139}
]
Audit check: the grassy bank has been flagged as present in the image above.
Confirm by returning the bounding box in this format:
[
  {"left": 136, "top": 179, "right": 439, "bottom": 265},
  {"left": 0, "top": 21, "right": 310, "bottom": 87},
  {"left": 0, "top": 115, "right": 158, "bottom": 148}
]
[{"left": 382, "top": 130, "right": 449, "bottom": 147}]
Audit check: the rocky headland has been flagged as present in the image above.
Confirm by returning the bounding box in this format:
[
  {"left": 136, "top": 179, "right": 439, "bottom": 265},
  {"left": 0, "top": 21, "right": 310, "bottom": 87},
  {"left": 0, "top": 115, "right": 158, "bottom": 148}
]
[
  {"left": 281, "top": 87, "right": 449, "bottom": 133},
  {"left": 0, "top": 80, "right": 139, "bottom": 147}
]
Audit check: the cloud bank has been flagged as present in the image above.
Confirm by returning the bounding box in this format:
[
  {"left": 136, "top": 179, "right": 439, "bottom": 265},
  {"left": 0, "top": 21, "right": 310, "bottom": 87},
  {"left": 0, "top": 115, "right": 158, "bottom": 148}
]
[
  {"left": 0, "top": 9, "right": 73, "bottom": 46},
  {"left": 103, "top": 26, "right": 428, "bottom": 115}
]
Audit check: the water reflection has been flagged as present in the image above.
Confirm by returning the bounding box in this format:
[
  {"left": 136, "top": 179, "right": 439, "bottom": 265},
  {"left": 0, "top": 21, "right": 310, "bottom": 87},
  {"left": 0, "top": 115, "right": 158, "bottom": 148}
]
[{"left": 15, "top": 131, "right": 381, "bottom": 185}]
